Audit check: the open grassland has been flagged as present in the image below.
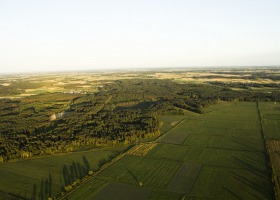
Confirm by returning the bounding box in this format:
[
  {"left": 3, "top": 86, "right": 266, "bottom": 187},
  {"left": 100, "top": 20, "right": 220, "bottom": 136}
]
[
  {"left": 59, "top": 102, "right": 274, "bottom": 199},
  {"left": 0, "top": 148, "right": 121, "bottom": 199}
]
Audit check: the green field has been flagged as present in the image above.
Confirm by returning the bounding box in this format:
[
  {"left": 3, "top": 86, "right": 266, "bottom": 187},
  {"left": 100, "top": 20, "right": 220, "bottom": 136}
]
[
  {"left": 0, "top": 148, "right": 122, "bottom": 199},
  {"left": 65, "top": 102, "right": 274, "bottom": 199},
  {"left": 146, "top": 143, "right": 189, "bottom": 162},
  {"left": 167, "top": 163, "right": 201, "bottom": 193},
  {"left": 97, "top": 155, "right": 181, "bottom": 189}
]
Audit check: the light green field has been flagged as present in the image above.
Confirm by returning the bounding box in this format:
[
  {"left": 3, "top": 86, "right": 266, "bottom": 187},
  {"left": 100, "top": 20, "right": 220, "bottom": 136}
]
[
  {"left": 0, "top": 148, "right": 121, "bottom": 199},
  {"left": 258, "top": 101, "right": 280, "bottom": 139}
]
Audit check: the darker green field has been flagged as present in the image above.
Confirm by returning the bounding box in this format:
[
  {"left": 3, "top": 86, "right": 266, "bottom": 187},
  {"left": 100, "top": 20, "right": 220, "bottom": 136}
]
[
  {"left": 92, "top": 182, "right": 151, "bottom": 200},
  {"left": 167, "top": 163, "right": 201, "bottom": 193},
  {"left": 191, "top": 166, "right": 273, "bottom": 200}
]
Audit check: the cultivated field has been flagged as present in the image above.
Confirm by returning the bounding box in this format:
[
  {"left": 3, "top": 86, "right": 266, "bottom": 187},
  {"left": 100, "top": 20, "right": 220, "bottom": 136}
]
[{"left": 65, "top": 102, "right": 275, "bottom": 199}]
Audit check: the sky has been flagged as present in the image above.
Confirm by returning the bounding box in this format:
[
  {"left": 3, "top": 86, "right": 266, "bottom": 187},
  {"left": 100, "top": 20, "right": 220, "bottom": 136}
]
[{"left": 0, "top": 0, "right": 280, "bottom": 73}]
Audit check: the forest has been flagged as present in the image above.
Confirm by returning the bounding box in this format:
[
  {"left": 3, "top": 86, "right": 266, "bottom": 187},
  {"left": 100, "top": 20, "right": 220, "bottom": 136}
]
[{"left": 0, "top": 78, "right": 280, "bottom": 163}]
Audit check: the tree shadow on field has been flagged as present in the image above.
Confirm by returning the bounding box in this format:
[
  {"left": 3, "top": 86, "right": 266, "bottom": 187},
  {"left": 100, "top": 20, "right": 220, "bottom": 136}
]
[
  {"left": 38, "top": 172, "right": 53, "bottom": 200},
  {"left": 231, "top": 137, "right": 262, "bottom": 152},
  {"left": 231, "top": 155, "right": 266, "bottom": 178},
  {"left": 231, "top": 171, "right": 269, "bottom": 199}
]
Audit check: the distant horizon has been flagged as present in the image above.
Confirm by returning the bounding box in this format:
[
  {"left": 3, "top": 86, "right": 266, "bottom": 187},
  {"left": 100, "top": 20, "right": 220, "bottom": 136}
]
[{"left": 1, "top": 65, "right": 280, "bottom": 75}]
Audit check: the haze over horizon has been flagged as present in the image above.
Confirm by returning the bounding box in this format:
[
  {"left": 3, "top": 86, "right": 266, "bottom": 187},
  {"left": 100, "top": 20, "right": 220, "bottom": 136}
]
[{"left": 1, "top": 0, "right": 280, "bottom": 74}]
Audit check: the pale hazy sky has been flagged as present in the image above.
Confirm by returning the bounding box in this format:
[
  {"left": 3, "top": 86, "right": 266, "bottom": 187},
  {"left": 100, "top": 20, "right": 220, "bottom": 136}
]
[{"left": 0, "top": 0, "right": 280, "bottom": 73}]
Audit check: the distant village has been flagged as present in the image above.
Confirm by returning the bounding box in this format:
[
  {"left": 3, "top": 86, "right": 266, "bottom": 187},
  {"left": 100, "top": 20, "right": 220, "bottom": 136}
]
[{"left": 62, "top": 90, "right": 87, "bottom": 94}]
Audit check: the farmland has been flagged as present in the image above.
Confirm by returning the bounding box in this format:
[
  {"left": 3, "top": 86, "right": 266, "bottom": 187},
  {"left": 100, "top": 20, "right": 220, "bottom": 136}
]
[
  {"left": 0, "top": 148, "right": 123, "bottom": 199},
  {"left": 1, "top": 68, "right": 280, "bottom": 199},
  {"left": 66, "top": 102, "right": 275, "bottom": 199}
]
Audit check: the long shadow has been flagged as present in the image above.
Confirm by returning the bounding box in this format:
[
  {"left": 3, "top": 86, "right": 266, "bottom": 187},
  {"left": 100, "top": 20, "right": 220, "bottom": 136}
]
[
  {"left": 231, "top": 136, "right": 263, "bottom": 152},
  {"left": 231, "top": 171, "right": 270, "bottom": 199},
  {"left": 223, "top": 186, "right": 243, "bottom": 200},
  {"left": 231, "top": 155, "right": 267, "bottom": 178}
]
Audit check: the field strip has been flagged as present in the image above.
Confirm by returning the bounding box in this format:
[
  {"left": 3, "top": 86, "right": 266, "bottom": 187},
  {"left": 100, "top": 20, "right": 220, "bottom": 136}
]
[
  {"left": 203, "top": 104, "right": 235, "bottom": 114},
  {"left": 203, "top": 163, "right": 268, "bottom": 171},
  {"left": 257, "top": 101, "right": 276, "bottom": 199},
  {"left": 0, "top": 147, "right": 118, "bottom": 166},
  {"left": 155, "top": 142, "right": 265, "bottom": 153}
]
